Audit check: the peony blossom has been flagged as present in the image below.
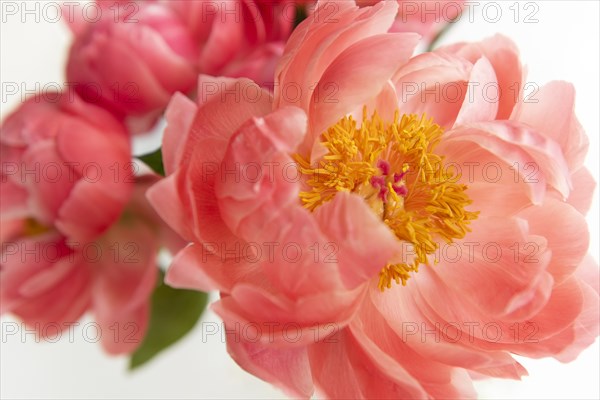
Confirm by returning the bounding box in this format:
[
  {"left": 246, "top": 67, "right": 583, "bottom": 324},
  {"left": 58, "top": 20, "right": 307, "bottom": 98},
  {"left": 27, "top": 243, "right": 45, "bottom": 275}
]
[
  {"left": 0, "top": 177, "right": 170, "bottom": 354},
  {"left": 1, "top": 93, "right": 132, "bottom": 242},
  {"left": 65, "top": 0, "right": 199, "bottom": 133},
  {"left": 0, "top": 94, "right": 175, "bottom": 354},
  {"left": 150, "top": 0, "right": 598, "bottom": 397},
  {"left": 65, "top": 0, "right": 296, "bottom": 132},
  {"left": 167, "top": 0, "right": 295, "bottom": 83}
]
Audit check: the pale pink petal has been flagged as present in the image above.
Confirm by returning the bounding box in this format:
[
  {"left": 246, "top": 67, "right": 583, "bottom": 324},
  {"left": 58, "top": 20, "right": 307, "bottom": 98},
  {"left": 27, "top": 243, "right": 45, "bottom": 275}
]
[
  {"left": 555, "top": 274, "right": 599, "bottom": 362},
  {"left": 437, "top": 139, "right": 534, "bottom": 216},
  {"left": 498, "top": 277, "right": 586, "bottom": 358},
  {"left": 438, "top": 34, "right": 523, "bottom": 119},
  {"left": 442, "top": 121, "right": 572, "bottom": 201},
  {"left": 574, "top": 254, "right": 600, "bottom": 294},
  {"left": 453, "top": 57, "right": 499, "bottom": 126},
  {"left": 566, "top": 167, "right": 596, "bottom": 215},
  {"left": 510, "top": 81, "right": 588, "bottom": 171},
  {"left": 393, "top": 52, "right": 472, "bottom": 129},
  {"left": 517, "top": 199, "right": 589, "bottom": 283},
  {"left": 361, "top": 80, "right": 399, "bottom": 123},
  {"left": 226, "top": 338, "right": 314, "bottom": 398}
]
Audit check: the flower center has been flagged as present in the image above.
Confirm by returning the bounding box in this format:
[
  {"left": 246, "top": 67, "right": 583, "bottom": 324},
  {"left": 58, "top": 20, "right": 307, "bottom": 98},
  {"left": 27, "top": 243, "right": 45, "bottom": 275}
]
[
  {"left": 23, "top": 217, "right": 50, "bottom": 237},
  {"left": 294, "top": 108, "right": 478, "bottom": 290}
]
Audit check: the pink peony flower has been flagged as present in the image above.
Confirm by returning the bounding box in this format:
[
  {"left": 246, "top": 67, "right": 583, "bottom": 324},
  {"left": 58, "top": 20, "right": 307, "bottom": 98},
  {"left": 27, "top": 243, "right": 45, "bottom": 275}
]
[
  {"left": 0, "top": 95, "right": 182, "bottom": 353},
  {"left": 65, "top": 0, "right": 199, "bottom": 132},
  {"left": 0, "top": 93, "right": 150, "bottom": 354},
  {"left": 166, "top": 0, "right": 295, "bottom": 88},
  {"left": 150, "top": 0, "right": 598, "bottom": 397},
  {"left": 65, "top": 0, "right": 297, "bottom": 132},
  {"left": 0, "top": 176, "right": 170, "bottom": 354},
  {"left": 1, "top": 93, "right": 132, "bottom": 242}
]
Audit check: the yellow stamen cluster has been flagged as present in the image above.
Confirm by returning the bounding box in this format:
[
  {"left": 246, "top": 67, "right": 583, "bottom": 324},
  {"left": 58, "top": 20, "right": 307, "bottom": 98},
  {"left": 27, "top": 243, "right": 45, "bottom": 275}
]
[{"left": 294, "top": 108, "right": 478, "bottom": 291}]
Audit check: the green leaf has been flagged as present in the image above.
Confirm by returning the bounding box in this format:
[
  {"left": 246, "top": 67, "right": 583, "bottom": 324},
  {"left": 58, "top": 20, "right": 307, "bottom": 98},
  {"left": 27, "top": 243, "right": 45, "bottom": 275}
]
[
  {"left": 139, "top": 148, "right": 165, "bottom": 176},
  {"left": 129, "top": 272, "right": 208, "bottom": 369},
  {"left": 426, "top": 14, "right": 462, "bottom": 52},
  {"left": 294, "top": 4, "right": 308, "bottom": 28}
]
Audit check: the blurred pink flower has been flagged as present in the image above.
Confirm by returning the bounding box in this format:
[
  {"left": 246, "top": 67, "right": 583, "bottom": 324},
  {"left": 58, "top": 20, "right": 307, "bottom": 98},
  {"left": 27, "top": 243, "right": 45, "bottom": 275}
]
[
  {"left": 1, "top": 93, "right": 131, "bottom": 242},
  {"left": 0, "top": 94, "right": 177, "bottom": 354},
  {"left": 0, "top": 179, "right": 166, "bottom": 354},
  {"left": 150, "top": 0, "right": 597, "bottom": 397},
  {"left": 65, "top": 0, "right": 199, "bottom": 133},
  {"left": 65, "top": 0, "right": 296, "bottom": 132},
  {"left": 168, "top": 0, "right": 294, "bottom": 81}
]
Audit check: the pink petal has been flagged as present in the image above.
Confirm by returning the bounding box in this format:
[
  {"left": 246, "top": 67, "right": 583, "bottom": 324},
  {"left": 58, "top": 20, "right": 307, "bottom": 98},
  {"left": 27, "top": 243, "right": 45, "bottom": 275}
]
[
  {"left": 212, "top": 284, "right": 365, "bottom": 347},
  {"left": 566, "top": 167, "right": 596, "bottom": 215},
  {"left": 215, "top": 106, "right": 308, "bottom": 238},
  {"left": 97, "top": 302, "right": 149, "bottom": 355},
  {"left": 147, "top": 172, "right": 195, "bottom": 242},
  {"left": 161, "top": 92, "right": 197, "bottom": 175},
  {"left": 438, "top": 34, "right": 523, "bottom": 119},
  {"left": 275, "top": 0, "right": 399, "bottom": 113},
  {"left": 510, "top": 81, "right": 588, "bottom": 171},
  {"left": 442, "top": 121, "right": 572, "bottom": 201},
  {"left": 313, "top": 191, "right": 401, "bottom": 288},
  {"left": 216, "top": 107, "right": 366, "bottom": 298},
  {"left": 555, "top": 273, "right": 599, "bottom": 362},
  {"left": 308, "top": 327, "right": 430, "bottom": 399},
  {"left": 21, "top": 140, "right": 75, "bottom": 225},
  {"left": 0, "top": 174, "right": 29, "bottom": 219},
  {"left": 226, "top": 337, "right": 314, "bottom": 398},
  {"left": 574, "top": 254, "right": 600, "bottom": 294},
  {"left": 426, "top": 216, "right": 553, "bottom": 321},
  {"left": 56, "top": 179, "right": 131, "bottom": 242},
  {"left": 91, "top": 219, "right": 158, "bottom": 348},
  {"left": 368, "top": 282, "right": 528, "bottom": 378},
  {"left": 305, "top": 32, "right": 419, "bottom": 155},
  {"left": 0, "top": 233, "right": 74, "bottom": 312},
  {"left": 437, "top": 139, "right": 534, "bottom": 216},
  {"left": 352, "top": 297, "right": 480, "bottom": 397},
  {"left": 7, "top": 245, "right": 91, "bottom": 330},
  {"left": 165, "top": 243, "right": 264, "bottom": 293},
  {"left": 499, "top": 277, "right": 586, "bottom": 358},
  {"left": 517, "top": 199, "right": 589, "bottom": 283},
  {"left": 168, "top": 76, "right": 273, "bottom": 245},
  {"left": 453, "top": 57, "right": 499, "bottom": 126}
]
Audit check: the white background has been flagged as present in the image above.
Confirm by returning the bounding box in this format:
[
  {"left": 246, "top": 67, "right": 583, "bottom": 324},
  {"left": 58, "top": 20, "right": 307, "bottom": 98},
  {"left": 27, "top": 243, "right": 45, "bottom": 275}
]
[{"left": 1, "top": 1, "right": 599, "bottom": 399}]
